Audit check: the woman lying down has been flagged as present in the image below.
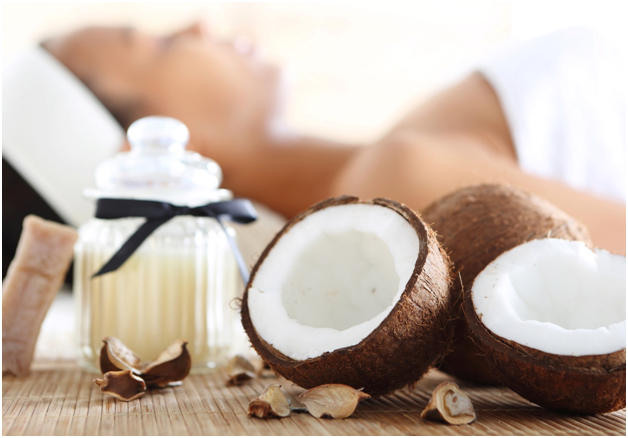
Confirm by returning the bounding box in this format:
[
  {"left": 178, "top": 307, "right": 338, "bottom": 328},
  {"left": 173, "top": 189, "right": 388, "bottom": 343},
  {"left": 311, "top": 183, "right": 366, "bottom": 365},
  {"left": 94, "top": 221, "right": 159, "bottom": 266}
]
[{"left": 3, "top": 22, "right": 625, "bottom": 269}]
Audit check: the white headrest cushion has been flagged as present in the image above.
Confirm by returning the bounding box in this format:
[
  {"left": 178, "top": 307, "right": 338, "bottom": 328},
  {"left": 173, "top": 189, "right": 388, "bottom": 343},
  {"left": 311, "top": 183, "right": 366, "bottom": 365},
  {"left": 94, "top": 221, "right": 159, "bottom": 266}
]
[{"left": 2, "top": 46, "right": 125, "bottom": 226}]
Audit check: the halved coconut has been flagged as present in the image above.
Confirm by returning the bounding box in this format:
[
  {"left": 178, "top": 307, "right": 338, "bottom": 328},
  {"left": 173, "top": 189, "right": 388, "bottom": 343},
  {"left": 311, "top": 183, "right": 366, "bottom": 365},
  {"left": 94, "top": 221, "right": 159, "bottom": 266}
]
[
  {"left": 422, "top": 184, "right": 591, "bottom": 384},
  {"left": 464, "top": 238, "right": 626, "bottom": 414},
  {"left": 241, "top": 196, "right": 453, "bottom": 397}
]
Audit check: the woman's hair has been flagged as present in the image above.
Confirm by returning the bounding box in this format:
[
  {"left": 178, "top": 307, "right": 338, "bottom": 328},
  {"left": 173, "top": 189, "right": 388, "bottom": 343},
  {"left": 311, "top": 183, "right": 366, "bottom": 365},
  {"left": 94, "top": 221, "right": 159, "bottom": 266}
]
[
  {"left": 2, "top": 158, "right": 72, "bottom": 283},
  {"left": 80, "top": 76, "right": 143, "bottom": 130}
]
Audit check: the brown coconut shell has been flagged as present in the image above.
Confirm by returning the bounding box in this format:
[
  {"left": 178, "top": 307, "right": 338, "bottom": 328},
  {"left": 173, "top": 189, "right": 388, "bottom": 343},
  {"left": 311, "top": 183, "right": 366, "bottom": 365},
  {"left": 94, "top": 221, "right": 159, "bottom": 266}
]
[
  {"left": 422, "top": 184, "right": 591, "bottom": 384},
  {"left": 241, "top": 196, "right": 454, "bottom": 397},
  {"left": 463, "top": 288, "right": 626, "bottom": 414}
]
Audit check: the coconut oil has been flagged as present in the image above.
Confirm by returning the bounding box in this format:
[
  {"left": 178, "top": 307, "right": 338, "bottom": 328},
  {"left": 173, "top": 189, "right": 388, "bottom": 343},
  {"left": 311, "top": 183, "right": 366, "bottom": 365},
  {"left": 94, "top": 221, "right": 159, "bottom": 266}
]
[
  {"left": 75, "top": 216, "right": 244, "bottom": 372},
  {"left": 74, "top": 117, "right": 249, "bottom": 373}
]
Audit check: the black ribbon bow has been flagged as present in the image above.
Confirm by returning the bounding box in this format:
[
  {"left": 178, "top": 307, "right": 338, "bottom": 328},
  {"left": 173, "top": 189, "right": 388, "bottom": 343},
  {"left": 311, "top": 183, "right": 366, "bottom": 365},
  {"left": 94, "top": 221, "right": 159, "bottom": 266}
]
[{"left": 92, "top": 198, "right": 258, "bottom": 284}]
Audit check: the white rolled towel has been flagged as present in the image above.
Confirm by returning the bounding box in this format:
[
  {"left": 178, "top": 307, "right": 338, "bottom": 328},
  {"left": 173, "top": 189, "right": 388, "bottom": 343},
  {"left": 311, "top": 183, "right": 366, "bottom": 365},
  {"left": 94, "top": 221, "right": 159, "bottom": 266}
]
[
  {"left": 477, "top": 27, "right": 626, "bottom": 203},
  {"left": 2, "top": 46, "right": 125, "bottom": 226}
]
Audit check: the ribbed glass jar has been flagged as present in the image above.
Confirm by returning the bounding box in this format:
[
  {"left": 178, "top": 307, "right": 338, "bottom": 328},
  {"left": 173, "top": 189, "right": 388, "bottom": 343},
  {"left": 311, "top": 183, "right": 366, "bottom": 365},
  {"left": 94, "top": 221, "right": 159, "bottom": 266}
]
[{"left": 74, "top": 215, "right": 243, "bottom": 373}]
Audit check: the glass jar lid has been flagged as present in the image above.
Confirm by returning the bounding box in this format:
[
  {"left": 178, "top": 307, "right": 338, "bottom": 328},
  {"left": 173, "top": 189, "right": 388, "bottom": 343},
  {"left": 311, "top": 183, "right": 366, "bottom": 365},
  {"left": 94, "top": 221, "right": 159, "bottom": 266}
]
[{"left": 88, "top": 116, "right": 230, "bottom": 205}]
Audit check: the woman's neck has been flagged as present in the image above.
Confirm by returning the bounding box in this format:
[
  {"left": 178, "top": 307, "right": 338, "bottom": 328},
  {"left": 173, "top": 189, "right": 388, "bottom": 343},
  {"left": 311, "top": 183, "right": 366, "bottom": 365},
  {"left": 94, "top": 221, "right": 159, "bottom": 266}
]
[{"left": 221, "top": 134, "right": 361, "bottom": 218}]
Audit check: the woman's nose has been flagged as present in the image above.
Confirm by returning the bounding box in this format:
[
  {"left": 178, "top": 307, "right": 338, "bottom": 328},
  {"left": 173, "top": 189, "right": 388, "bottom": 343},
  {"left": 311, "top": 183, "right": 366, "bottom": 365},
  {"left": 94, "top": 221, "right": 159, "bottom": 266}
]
[{"left": 172, "top": 21, "right": 212, "bottom": 41}]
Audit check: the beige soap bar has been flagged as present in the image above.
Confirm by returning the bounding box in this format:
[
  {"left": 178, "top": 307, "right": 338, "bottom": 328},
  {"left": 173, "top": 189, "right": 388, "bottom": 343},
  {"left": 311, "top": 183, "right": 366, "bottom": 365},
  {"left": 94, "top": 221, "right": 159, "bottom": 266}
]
[{"left": 2, "top": 215, "right": 78, "bottom": 376}]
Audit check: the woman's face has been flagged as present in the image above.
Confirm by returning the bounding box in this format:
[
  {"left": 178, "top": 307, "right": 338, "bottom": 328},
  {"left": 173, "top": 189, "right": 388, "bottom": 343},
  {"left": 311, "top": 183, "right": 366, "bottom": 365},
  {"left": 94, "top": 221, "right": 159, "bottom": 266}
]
[{"left": 46, "top": 23, "right": 282, "bottom": 156}]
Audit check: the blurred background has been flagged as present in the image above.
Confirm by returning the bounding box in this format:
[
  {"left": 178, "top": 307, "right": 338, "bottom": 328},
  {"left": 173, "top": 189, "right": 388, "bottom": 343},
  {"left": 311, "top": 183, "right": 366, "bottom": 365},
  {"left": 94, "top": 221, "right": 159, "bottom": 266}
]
[
  {"left": 2, "top": 0, "right": 624, "bottom": 361},
  {"left": 3, "top": 1, "right": 624, "bottom": 144}
]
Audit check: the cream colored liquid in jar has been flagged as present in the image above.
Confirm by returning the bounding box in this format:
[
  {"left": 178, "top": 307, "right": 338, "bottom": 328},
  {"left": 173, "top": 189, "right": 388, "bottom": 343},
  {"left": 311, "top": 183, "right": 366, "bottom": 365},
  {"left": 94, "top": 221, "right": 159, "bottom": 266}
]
[{"left": 74, "top": 216, "right": 244, "bottom": 372}]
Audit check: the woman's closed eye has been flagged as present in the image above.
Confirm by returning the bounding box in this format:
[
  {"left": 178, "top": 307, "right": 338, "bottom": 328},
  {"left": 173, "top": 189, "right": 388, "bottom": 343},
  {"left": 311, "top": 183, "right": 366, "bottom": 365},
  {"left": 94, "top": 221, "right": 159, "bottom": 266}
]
[{"left": 155, "top": 36, "right": 175, "bottom": 52}]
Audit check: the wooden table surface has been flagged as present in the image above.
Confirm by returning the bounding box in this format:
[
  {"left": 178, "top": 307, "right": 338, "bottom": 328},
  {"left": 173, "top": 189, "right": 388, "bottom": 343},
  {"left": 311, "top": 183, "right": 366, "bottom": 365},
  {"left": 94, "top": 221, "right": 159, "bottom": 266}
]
[{"left": 2, "top": 360, "right": 625, "bottom": 436}]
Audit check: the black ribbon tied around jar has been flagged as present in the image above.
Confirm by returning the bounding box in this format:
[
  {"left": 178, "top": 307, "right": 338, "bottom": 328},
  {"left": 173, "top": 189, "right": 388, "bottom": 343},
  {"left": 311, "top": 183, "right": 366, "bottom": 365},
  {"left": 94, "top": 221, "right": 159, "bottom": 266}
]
[{"left": 92, "top": 198, "right": 258, "bottom": 284}]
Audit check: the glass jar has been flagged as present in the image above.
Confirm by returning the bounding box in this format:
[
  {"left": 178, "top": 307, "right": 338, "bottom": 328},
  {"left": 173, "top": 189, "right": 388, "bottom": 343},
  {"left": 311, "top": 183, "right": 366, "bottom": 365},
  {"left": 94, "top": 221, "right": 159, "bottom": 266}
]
[{"left": 74, "top": 116, "right": 247, "bottom": 373}]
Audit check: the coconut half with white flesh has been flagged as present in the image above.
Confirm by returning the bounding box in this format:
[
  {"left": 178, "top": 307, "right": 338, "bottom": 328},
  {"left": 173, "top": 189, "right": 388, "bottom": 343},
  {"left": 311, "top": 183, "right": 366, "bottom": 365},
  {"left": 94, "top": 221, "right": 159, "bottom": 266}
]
[
  {"left": 241, "top": 196, "right": 454, "bottom": 397},
  {"left": 422, "top": 184, "right": 592, "bottom": 384},
  {"left": 464, "top": 238, "right": 626, "bottom": 414}
]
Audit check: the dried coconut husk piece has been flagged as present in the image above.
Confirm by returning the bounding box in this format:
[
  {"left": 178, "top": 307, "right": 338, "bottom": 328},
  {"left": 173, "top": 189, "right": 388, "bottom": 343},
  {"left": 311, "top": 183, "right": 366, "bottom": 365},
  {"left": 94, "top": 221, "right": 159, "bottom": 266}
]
[
  {"left": 297, "top": 384, "right": 370, "bottom": 419},
  {"left": 140, "top": 340, "right": 192, "bottom": 388},
  {"left": 100, "top": 337, "right": 142, "bottom": 374},
  {"left": 94, "top": 370, "right": 146, "bottom": 402},
  {"left": 421, "top": 381, "right": 475, "bottom": 425},
  {"left": 422, "top": 184, "right": 591, "bottom": 384},
  {"left": 248, "top": 383, "right": 291, "bottom": 418},
  {"left": 226, "top": 354, "right": 257, "bottom": 385},
  {"left": 2, "top": 216, "right": 78, "bottom": 376},
  {"left": 100, "top": 338, "right": 192, "bottom": 388}
]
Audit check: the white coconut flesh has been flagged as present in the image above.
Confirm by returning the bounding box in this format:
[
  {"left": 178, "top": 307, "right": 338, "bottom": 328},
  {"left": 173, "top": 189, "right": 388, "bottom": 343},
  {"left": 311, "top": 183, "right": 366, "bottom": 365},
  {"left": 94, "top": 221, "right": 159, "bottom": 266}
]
[
  {"left": 248, "top": 204, "right": 420, "bottom": 360},
  {"left": 472, "top": 238, "right": 626, "bottom": 356}
]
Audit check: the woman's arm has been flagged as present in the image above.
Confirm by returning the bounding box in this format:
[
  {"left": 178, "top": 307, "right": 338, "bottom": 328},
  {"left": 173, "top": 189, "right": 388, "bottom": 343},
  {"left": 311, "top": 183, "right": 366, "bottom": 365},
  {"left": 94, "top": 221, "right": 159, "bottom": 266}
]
[
  {"left": 331, "top": 128, "right": 626, "bottom": 255},
  {"left": 223, "top": 136, "right": 360, "bottom": 218},
  {"left": 228, "top": 72, "right": 625, "bottom": 254},
  {"left": 331, "top": 72, "right": 625, "bottom": 254}
]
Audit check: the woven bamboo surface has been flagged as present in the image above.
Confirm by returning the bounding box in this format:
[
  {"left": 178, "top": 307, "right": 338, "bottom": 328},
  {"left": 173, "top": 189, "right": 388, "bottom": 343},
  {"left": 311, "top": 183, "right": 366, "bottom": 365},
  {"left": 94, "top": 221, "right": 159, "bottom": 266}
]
[{"left": 3, "top": 360, "right": 625, "bottom": 436}]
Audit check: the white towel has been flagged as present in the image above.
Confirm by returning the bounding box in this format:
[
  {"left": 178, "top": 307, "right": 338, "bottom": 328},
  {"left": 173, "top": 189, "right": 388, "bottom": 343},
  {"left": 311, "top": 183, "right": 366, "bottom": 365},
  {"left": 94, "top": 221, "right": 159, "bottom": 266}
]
[
  {"left": 478, "top": 27, "right": 626, "bottom": 203},
  {"left": 2, "top": 46, "right": 125, "bottom": 226}
]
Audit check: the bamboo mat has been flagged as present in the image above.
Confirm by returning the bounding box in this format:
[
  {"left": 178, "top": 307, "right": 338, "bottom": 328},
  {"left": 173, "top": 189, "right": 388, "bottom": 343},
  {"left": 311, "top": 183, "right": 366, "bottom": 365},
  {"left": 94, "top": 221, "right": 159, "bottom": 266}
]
[{"left": 3, "top": 360, "right": 625, "bottom": 436}]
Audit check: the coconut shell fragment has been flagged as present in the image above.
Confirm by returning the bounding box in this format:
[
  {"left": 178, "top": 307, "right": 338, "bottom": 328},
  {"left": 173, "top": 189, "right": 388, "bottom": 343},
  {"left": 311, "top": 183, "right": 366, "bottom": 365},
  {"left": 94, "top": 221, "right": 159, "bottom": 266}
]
[
  {"left": 297, "top": 384, "right": 370, "bottom": 419},
  {"left": 100, "top": 337, "right": 142, "bottom": 374},
  {"left": 421, "top": 381, "right": 475, "bottom": 425},
  {"left": 226, "top": 355, "right": 258, "bottom": 386},
  {"left": 139, "top": 340, "right": 192, "bottom": 388},
  {"left": 241, "top": 196, "right": 454, "bottom": 397},
  {"left": 99, "top": 337, "right": 191, "bottom": 389},
  {"left": 94, "top": 370, "right": 147, "bottom": 402},
  {"left": 248, "top": 384, "right": 291, "bottom": 418},
  {"left": 422, "top": 184, "right": 591, "bottom": 384}
]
